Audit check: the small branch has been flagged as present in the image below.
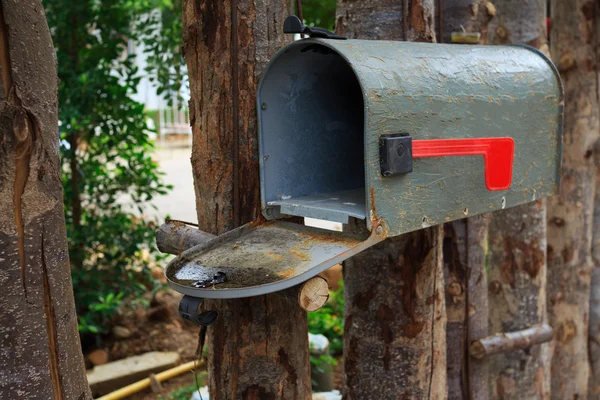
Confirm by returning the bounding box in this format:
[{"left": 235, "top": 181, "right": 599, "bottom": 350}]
[
  {"left": 156, "top": 221, "right": 330, "bottom": 311},
  {"left": 470, "top": 324, "right": 553, "bottom": 359},
  {"left": 156, "top": 220, "right": 216, "bottom": 255}
]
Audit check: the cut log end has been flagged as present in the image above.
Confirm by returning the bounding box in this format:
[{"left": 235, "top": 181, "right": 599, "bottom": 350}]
[{"left": 297, "top": 276, "right": 329, "bottom": 312}]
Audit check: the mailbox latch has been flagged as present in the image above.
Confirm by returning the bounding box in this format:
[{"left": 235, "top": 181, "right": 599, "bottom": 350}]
[
  {"left": 380, "top": 134, "right": 515, "bottom": 191},
  {"left": 283, "top": 15, "right": 347, "bottom": 40}
]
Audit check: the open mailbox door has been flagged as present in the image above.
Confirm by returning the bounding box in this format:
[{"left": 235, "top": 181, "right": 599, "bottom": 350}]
[
  {"left": 166, "top": 26, "right": 563, "bottom": 299},
  {"left": 166, "top": 220, "right": 384, "bottom": 298}
]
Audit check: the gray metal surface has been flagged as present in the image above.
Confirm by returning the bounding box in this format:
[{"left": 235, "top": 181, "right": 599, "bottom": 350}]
[
  {"left": 257, "top": 42, "right": 365, "bottom": 223},
  {"left": 165, "top": 220, "right": 381, "bottom": 298},
  {"left": 257, "top": 39, "right": 563, "bottom": 237},
  {"left": 268, "top": 189, "right": 365, "bottom": 223}
]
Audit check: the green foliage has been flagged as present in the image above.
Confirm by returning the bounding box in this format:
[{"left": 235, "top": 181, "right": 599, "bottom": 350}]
[
  {"left": 160, "top": 372, "right": 207, "bottom": 400},
  {"left": 135, "top": 0, "right": 186, "bottom": 105},
  {"left": 160, "top": 385, "right": 199, "bottom": 400},
  {"left": 44, "top": 0, "right": 175, "bottom": 336},
  {"left": 308, "top": 281, "right": 344, "bottom": 356},
  {"left": 301, "top": 0, "right": 337, "bottom": 31}
]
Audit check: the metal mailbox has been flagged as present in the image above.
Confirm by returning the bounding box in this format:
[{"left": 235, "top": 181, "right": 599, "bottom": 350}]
[{"left": 166, "top": 33, "right": 563, "bottom": 299}]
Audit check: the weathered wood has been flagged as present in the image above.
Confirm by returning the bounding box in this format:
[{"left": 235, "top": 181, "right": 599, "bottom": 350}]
[
  {"left": 466, "top": 214, "right": 491, "bottom": 400},
  {"left": 470, "top": 324, "right": 553, "bottom": 359},
  {"left": 485, "top": 1, "right": 552, "bottom": 399},
  {"left": 548, "top": 0, "right": 599, "bottom": 398},
  {"left": 591, "top": 144, "right": 600, "bottom": 399},
  {"left": 0, "top": 1, "right": 91, "bottom": 398},
  {"left": 183, "top": 0, "right": 311, "bottom": 398},
  {"left": 438, "top": 0, "right": 496, "bottom": 44},
  {"left": 589, "top": 6, "right": 600, "bottom": 398},
  {"left": 442, "top": 215, "right": 491, "bottom": 400},
  {"left": 156, "top": 221, "right": 330, "bottom": 312},
  {"left": 281, "top": 276, "right": 329, "bottom": 312},
  {"left": 438, "top": 4, "right": 494, "bottom": 399},
  {"left": 156, "top": 220, "right": 216, "bottom": 255},
  {"left": 337, "top": 2, "right": 445, "bottom": 398}
]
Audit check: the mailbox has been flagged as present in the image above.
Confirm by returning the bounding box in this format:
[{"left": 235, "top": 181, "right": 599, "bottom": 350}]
[{"left": 166, "top": 28, "right": 563, "bottom": 299}]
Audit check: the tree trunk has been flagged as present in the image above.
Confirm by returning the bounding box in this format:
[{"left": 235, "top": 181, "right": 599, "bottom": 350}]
[
  {"left": 337, "top": 4, "right": 446, "bottom": 399},
  {"left": 547, "top": 0, "right": 599, "bottom": 398},
  {"left": 483, "top": 2, "right": 552, "bottom": 399},
  {"left": 488, "top": 201, "right": 550, "bottom": 399},
  {"left": 442, "top": 215, "right": 491, "bottom": 400},
  {"left": 0, "top": 1, "right": 91, "bottom": 399},
  {"left": 589, "top": 4, "right": 600, "bottom": 398},
  {"left": 438, "top": 3, "right": 494, "bottom": 399},
  {"left": 182, "top": 1, "right": 312, "bottom": 399},
  {"left": 591, "top": 147, "right": 600, "bottom": 399}
]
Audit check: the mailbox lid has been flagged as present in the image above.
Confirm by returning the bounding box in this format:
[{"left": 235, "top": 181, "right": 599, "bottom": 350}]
[
  {"left": 314, "top": 39, "right": 563, "bottom": 236},
  {"left": 165, "top": 220, "right": 382, "bottom": 298}
]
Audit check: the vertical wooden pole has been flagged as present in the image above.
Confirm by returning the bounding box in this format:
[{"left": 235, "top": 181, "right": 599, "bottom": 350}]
[
  {"left": 589, "top": 3, "right": 600, "bottom": 398},
  {"left": 548, "top": 0, "right": 599, "bottom": 398},
  {"left": 484, "top": 1, "right": 552, "bottom": 399},
  {"left": 337, "top": 2, "right": 447, "bottom": 398},
  {"left": 182, "top": 1, "right": 312, "bottom": 398},
  {"left": 0, "top": 0, "right": 91, "bottom": 398},
  {"left": 438, "top": 3, "right": 495, "bottom": 398},
  {"left": 590, "top": 144, "right": 600, "bottom": 400}
]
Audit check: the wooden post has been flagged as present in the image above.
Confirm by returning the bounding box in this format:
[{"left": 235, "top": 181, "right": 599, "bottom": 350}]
[
  {"left": 438, "top": 3, "right": 495, "bottom": 399},
  {"left": 0, "top": 1, "right": 91, "bottom": 398},
  {"left": 591, "top": 144, "right": 600, "bottom": 399},
  {"left": 589, "top": 4, "right": 600, "bottom": 398},
  {"left": 337, "top": 4, "right": 447, "bottom": 398},
  {"left": 548, "top": 0, "right": 599, "bottom": 398},
  {"left": 485, "top": 1, "right": 552, "bottom": 398},
  {"left": 182, "top": 1, "right": 312, "bottom": 398}
]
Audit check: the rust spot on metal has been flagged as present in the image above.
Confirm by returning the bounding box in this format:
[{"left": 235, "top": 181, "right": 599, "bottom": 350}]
[
  {"left": 277, "top": 268, "right": 297, "bottom": 279},
  {"left": 248, "top": 214, "right": 270, "bottom": 227},
  {"left": 369, "top": 187, "right": 377, "bottom": 219},
  {"left": 288, "top": 248, "right": 310, "bottom": 261},
  {"left": 265, "top": 252, "right": 283, "bottom": 261}
]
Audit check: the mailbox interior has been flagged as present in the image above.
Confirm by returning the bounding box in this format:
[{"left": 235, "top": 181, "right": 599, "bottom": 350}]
[{"left": 258, "top": 43, "right": 366, "bottom": 224}]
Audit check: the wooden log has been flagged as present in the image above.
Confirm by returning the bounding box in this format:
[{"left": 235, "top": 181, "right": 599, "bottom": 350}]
[
  {"left": 337, "top": 3, "right": 447, "bottom": 399},
  {"left": 470, "top": 324, "right": 553, "bottom": 359},
  {"left": 548, "top": 0, "right": 599, "bottom": 398},
  {"left": 156, "top": 221, "right": 330, "bottom": 312},
  {"left": 156, "top": 220, "right": 215, "bottom": 255},
  {"left": 438, "top": 5, "right": 495, "bottom": 398},
  {"left": 281, "top": 275, "right": 329, "bottom": 312},
  {"left": 184, "top": 1, "right": 311, "bottom": 395},
  {"left": 486, "top": 2, "right": 552, "bottom": 399}
]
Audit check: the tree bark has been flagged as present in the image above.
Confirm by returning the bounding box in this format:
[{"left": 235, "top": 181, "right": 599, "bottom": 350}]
[
  {"left": 442, "top": 215, "right": 491, "bottom": 400},
  {"left": 0, "top": 1, "right": 91, "bottom": 399},
  {"left": 591, "top": 155, "right": 600, "bottom": 398},
  {"left": 547, "top": 0, "right": 599, "bottom": 399},
  {"left": 484, "top": 2, "right": 551, "bottom": 399},
  {"left": 337, "top": 6, "right": 445, "bottom": 398},
  {"left": 589, "top": 4, "right": 600, "bottom": 398},
  {"left": 438, "top": 3, "right": 494, "bottom": 399},
  {"left": 470, "top": 324, "right": 553, "bottom": 359},
  {"left": 183, "top": 1, "right": 312, "bottom": 399}
]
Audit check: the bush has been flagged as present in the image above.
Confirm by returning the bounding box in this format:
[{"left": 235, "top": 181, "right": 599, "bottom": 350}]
[{"left": 44, "top": 0, "right": 178, "bottom": 336}]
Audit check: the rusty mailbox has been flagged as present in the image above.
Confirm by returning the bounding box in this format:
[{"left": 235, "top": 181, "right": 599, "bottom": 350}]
[{"left": 166, "top": 21, "right": 563, "bottom": 299}]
